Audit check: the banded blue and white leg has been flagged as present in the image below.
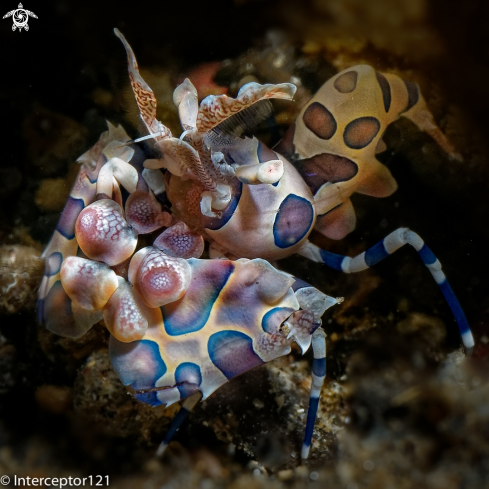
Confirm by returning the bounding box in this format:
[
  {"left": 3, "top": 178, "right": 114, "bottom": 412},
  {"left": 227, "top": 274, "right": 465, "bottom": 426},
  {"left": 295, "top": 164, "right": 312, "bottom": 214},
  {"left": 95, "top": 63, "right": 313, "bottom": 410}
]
[
  {"left": 301, "top": 328, "right": 326, "bottom": 461},
  {"left": 299, "top": 228, "right": 475, "bottom": 353},
  {"left": 156, "top": 391, "right": 202, "bottom": 458}
]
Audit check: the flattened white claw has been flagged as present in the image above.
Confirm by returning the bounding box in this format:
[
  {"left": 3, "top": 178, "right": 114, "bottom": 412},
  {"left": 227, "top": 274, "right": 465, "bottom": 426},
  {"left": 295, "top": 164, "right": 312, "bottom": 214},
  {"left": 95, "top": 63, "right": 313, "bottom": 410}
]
[
  {"left": 154, "top": 221, "right": 204, "bottom": 259},
  {"left": 129, "top": 247, "right": 192, "bottom": 308},
  {"left": 60, "top": 256, "right": 119, "bottom": 311},
  {"left": 75, "top": 199, "right": 138, "bottom": 266},
  {"left": 102, "top": 277, "right": 150, "bottom": 343},
  {"left": 125, "top": 190, "right": 172, "bottom": 235}
]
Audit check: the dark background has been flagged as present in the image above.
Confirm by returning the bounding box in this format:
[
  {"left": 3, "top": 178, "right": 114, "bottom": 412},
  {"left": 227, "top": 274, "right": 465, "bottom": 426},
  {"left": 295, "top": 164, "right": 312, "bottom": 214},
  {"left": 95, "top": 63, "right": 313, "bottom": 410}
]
[{"left": 1, "top": 0, "right": 489, "bottom": 487}]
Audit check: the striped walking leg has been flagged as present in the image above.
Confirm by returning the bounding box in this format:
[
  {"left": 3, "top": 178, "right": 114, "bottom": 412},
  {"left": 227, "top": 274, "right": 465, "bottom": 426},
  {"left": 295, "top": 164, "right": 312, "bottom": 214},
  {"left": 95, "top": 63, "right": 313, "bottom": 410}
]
[
  {"left": 156, "top": 391, "right": 202, "bottom": 458},
  {"left": 298, "top": 228, "right": 474, "bottom": 354},
  {"left": 301, "top": 328, "right": 326, "bottom": 461}
]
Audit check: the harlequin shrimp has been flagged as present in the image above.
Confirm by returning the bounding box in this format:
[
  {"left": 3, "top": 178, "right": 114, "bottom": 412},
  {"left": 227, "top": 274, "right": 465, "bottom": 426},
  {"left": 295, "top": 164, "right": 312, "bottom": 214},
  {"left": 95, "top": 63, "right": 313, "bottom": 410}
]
[
  {"left": 37, "top": 29, "right": 474, "bottom": 462},
  {"left": 114, "top": 30, "right": 473, "bottom": 351}
]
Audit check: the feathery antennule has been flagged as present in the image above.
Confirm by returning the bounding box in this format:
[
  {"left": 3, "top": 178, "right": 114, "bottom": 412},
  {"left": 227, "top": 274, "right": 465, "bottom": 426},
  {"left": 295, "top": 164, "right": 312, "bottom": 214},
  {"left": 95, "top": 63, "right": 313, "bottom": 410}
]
[{"left": 212, "top": 99, "right": 273, "bottom": 139}]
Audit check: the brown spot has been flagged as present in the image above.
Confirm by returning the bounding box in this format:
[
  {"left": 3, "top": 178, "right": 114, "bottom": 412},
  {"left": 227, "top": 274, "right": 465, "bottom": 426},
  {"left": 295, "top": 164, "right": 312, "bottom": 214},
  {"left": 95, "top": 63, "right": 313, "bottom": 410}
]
[
  {"left": 343, "top": 117, "right": 381, "bottom": 149},
  {"left": 403, "top": 80, "right": 420, "bottom": 112},
  {"left": 294, "top": 153, "right": 358, "bottom": 194},
  {"left": 302, "top": 102, "right": 337, "bottom": 140},
  {"left": 375, "top": 72, "right": 391, "bottom": 112},
  {"left": 333, "top": 70, "right": 358, "bottom": 93}
]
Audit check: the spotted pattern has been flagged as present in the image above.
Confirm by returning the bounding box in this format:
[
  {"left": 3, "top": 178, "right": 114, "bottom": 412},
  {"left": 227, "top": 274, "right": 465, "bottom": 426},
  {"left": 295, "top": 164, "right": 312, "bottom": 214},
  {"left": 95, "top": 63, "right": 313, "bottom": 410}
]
[
  {"left": 403, "top": 80, "right": 419, "bottom": 112},
  {"left": 161, "top": 259, "right": 234, "bottom": 336},
  {"left": 343, "top": 117, "right": 381, "bottom": 149},
  {"left": 295, "top": 154, "right": 359, "bottom": 194},
  {"left": 375, "top": 72, "right": 391, "bottom": 113},
  {"left": 333, "top": 70, "right": 358, "bottom": 93},
  {"left": 125, "top": 190, "right": 169, "bottom": 234},
  {"left": 302, "top": 102, "right": 337, "bottom": 140},
  {"left": 75, "top": 199, "right": 138, "bottom": 266},
  {"left": 273, "top": 194, "right": 314, "bottom": 249},
  {"left": 175, "top": 362, "right": 202, "bottom": 398},
  {"left": 257, "top": 141, "right": 277, "bottom": 163},
  {"left": 262, "top": 307, "right": 296, "bottom": 333},
  {"left": 110, "top": 337, "right": 167, "bottom": 406},
  {"left": 154, "top": 222, "right": 204, "bottom": 259},
  {"left": 208, "top": 330, "right": 264, "bottom": 379},
  {"left": 57, "top": 197, "right": 85, "bottom": 240}
]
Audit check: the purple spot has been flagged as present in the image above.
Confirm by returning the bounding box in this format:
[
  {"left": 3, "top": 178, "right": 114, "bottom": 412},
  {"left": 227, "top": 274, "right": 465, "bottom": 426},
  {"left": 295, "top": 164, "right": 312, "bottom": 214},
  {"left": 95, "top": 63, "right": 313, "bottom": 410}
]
[
  {"left": 273, "top": 194, "right": 314, "bottom": 249},
  {"left": 257, "top": 141, "right": 277, "bottom": 163},
  {"left": 175, "top": 362, "right": 202, "bottom": 399},
  {"left": 162, "top": 259, "right": 234, "bottom": 336},
  {"left": 57, "top": 197, "right": 85, "bottom": 240},
  {"left": 109, "top": 337, "right": 167, "bottom": 406},
  {"left": 208, "top": 330, "right": 264, "bottom": 379},
  {"left": 45, "top": 252, "right": 62, "bottom": 276}
]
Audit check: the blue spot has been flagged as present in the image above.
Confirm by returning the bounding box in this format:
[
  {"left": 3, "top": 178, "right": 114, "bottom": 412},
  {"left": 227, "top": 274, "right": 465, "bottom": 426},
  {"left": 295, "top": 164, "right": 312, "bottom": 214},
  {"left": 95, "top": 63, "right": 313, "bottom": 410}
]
[
  {"left": 271, "top": 181, "right": 279, "bottom": 187},
  {"left": 175, "top": 362, "right": 202, "bottom": 398},
  {"left": 57, "top": 197, "right": 85, "bottom": 240},
  {"left": 418, "top": 244, "right": 437, "bottom": 265},
  {"left": 45, "top": 252, "right": 63, "bottom": 277},
  {"left": 162, "top": 260, "right": 234, "bottom": 336},
  {"left": 208, "top": 330, "right": 264, "bottom": 379},
  {"left": 365, "top": 240, "right": 389, "bottom": 267},
  {"left": 203, "top": 180, "right": 242, "bottom": 231},
  {"left": 262, "top": 307, "right": 296, "bottom": 333},
  {"left": 273, "top": 194, "right": 314, "bottom": 249},
  {"left": 257, "top": 141, "right": 277, "bottom": 163},
  {"left": 319, "top": 250, "right": 344, "bottom": 271},
  {"left": 109, "top": 338, "right": 167, "bottom": 406},
  {"left": 312, "top": 358, "right": 326, "bottom": 377}
]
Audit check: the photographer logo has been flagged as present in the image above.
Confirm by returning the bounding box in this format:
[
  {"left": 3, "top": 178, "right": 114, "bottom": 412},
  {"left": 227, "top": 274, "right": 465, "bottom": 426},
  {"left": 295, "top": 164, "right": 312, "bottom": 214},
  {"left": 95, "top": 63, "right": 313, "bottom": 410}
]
[{"left": 3, "top": 3, "right": 37, "bottom": 31}]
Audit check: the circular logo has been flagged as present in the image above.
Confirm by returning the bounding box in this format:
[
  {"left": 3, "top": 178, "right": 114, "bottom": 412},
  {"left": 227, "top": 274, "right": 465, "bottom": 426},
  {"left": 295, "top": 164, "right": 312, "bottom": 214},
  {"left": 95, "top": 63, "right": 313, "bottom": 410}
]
[
  {"left": 3, "top": 3, "right": 38, "bottom": 32},
  {"left": 12, "top": 8, "right": 28, "bottom": 30},
  {"left": 0, "top": 475, "right": 10, "bottom": 485}
]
